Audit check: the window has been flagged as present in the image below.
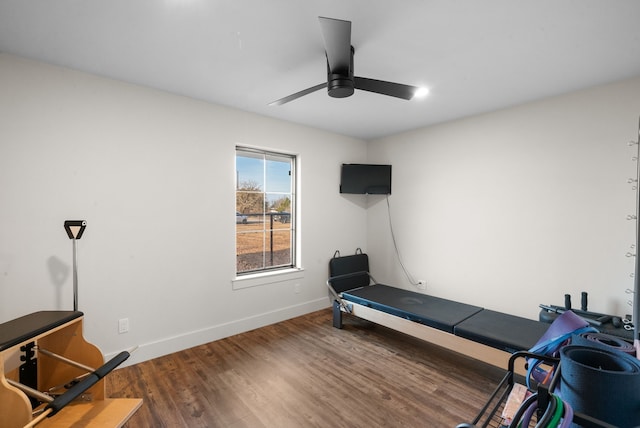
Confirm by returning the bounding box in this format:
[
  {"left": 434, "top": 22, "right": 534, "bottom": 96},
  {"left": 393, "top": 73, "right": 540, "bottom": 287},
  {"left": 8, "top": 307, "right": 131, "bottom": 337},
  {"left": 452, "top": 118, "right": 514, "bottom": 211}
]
[{"left": 235, "top": 147, "right": 296, "bottom": 275}]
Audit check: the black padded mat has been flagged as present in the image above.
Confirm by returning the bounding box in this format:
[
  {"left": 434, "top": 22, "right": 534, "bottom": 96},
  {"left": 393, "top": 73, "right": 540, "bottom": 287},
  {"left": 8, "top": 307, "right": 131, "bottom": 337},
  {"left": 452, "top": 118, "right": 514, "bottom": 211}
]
[
  {"left": 0, "top": 311, "right": 82, "bottom": 351},
  {"left": 454, "top": 309, "right": 549, "bottom": 353},
  {"left": 342, "top": 284, "right": 483, "bottom": 333}
]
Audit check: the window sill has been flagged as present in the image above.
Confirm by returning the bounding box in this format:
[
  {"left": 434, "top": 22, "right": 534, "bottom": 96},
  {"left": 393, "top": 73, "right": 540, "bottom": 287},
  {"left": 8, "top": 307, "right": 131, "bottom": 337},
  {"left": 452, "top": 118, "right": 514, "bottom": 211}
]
[{"left": 232, "top": 268, "right": 305, "bottom": 290}]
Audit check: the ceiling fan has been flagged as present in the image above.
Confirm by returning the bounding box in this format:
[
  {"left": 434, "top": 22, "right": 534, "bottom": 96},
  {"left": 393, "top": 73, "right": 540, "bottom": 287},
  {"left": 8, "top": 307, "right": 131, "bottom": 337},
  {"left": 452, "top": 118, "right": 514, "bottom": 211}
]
[{"left": 269, "top": 16, "right": 423, "bottom": 106}]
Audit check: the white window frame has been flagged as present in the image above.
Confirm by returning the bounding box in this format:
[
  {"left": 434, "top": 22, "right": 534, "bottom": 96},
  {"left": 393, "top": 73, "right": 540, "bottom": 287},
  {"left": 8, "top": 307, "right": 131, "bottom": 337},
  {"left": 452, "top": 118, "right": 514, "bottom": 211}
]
[{"left": 234, "top": 146, "right": 299, "bottom": 287}]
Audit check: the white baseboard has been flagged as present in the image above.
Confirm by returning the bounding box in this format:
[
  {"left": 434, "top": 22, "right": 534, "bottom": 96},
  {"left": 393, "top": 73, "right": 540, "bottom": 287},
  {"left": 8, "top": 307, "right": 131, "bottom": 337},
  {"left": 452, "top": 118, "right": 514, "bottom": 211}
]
[{"left": 107, "top": 298, "right": 330, "bottom": 368}]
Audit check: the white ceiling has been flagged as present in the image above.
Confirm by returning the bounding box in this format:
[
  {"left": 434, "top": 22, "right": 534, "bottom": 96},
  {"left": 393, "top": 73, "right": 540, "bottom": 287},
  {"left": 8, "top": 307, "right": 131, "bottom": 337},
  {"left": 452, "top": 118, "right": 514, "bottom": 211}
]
[{"left": 1, "top": 1, "right": 640, "bottom": 140}]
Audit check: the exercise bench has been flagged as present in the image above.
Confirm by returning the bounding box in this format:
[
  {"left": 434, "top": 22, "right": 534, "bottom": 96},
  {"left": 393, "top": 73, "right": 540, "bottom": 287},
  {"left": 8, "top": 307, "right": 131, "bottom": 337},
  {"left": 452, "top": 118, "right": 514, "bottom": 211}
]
[
  {"left": 328, "top": 251, "right": 550, "bottom": 372},
  {"left": 0, "top": 311, "right": 141, "bottom": 428}
]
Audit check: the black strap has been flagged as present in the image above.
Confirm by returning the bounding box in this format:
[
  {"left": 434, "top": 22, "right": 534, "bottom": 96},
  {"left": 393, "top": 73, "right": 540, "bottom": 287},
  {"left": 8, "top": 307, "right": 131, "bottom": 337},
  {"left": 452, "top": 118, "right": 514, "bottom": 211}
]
[{"left": 328, "top": 271, "right": 371, "bottom": 284}]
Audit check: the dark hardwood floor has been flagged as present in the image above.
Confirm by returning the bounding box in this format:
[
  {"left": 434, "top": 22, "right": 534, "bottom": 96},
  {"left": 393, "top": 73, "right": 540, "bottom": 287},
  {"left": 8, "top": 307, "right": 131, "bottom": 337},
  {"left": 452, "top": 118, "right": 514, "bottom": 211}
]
[{"left": 107, "top": 308, "right": 505, "bottom": 427}]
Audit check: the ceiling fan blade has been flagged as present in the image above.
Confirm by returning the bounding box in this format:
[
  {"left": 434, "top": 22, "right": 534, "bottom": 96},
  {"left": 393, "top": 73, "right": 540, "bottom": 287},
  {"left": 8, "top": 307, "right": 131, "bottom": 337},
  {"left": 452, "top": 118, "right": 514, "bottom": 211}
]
[
  {"left": 318, "top": 16, "right": 351, "bottom": 73},
  {"left": 354, "top": 77, "right": 419, "bottom": 100},
  {"left": 269, "top": 83, "right": 326, "bottom": 106}
]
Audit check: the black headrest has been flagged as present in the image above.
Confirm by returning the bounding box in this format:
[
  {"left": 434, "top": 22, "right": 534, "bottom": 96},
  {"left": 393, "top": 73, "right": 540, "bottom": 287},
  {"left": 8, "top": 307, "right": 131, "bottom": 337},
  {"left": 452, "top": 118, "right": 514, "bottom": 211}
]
[{"left": 328, "top": 253, "right": 371, "bottom": 293}]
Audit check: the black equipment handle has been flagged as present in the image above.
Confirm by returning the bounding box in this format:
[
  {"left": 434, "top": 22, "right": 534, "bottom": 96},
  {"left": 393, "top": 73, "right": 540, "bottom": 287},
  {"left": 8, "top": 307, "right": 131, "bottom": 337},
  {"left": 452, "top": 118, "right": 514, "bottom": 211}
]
[
  {"left": 44, "top": 351, "right": 130, "bottom": 416},
  {"left": 581, "top": 291, "right": 588, "bottom": 311}
]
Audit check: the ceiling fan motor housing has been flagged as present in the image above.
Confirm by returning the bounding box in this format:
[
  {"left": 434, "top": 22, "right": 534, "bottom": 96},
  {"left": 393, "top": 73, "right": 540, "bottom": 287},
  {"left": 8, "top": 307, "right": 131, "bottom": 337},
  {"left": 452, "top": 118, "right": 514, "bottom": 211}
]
[{"left": 327, "top": 46, "right": 355, "bottom": 98}]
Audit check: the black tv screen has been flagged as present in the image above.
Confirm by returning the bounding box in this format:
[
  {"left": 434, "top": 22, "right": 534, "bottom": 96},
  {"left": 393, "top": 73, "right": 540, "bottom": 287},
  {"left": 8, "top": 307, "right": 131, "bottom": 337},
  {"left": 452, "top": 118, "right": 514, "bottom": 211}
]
[{"left": 340, "top": 164, "right": 392, "bottom": 195}]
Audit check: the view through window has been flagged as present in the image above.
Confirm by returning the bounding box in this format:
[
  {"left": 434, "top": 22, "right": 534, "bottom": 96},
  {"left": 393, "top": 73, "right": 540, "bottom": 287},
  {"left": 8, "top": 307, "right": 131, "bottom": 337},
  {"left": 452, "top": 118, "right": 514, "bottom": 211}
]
[{"left": 235, "top": 147, "right": 295, "bottom": 274}]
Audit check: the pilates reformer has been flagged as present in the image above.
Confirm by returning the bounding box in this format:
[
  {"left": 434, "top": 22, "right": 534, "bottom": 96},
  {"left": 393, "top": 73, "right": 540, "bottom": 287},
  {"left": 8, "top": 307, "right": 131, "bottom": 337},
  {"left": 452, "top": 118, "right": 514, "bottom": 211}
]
[
  {"left": 327, "top": 249, "right": 551, "bottom": 372},
  {"left": 0, "top": 310, "right": 142, "bottom": 428},
  {"left": 328, "top": 251, "right": 631, "bottom": 427}
]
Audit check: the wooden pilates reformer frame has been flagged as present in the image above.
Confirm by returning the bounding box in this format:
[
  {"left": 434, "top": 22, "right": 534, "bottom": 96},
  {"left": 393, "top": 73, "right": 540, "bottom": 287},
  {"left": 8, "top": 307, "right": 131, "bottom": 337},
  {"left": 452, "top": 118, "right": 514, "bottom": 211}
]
[{"left": 0, "top": 311, "right": 141, "bottom": 428}]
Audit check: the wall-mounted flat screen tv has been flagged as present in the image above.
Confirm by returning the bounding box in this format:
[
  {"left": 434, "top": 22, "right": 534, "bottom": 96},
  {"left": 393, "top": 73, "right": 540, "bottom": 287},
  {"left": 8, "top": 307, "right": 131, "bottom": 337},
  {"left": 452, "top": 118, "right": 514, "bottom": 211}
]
[{"left": 340, "top": 163, "right": 392, "bottom": 195}]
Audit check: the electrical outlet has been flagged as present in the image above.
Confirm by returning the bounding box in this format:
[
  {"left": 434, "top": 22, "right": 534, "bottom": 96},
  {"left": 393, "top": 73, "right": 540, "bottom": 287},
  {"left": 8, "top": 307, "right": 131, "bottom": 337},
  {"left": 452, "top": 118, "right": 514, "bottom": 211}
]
[
  {"left": 118, "top": 318, "right": 129, "bottom": 334},
  {"left": 294, "top": 283, "right": 301, "bottom": 294},
  {"left": 417, "top": 280, "right": 427, "bottom": 290}
]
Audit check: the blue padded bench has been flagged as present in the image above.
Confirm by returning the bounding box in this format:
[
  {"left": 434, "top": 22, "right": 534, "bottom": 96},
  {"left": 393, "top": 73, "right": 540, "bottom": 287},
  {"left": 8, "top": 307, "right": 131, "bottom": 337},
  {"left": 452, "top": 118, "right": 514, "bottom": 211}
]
[
  {"left": 328, "top": 252, "right": 548, "bottom": 369},
  {"left": 342, "top": 284, "right": 483, "bottom": 334},
  {"left": 453, "top": 309, "right": 550, "bottom": 354}
]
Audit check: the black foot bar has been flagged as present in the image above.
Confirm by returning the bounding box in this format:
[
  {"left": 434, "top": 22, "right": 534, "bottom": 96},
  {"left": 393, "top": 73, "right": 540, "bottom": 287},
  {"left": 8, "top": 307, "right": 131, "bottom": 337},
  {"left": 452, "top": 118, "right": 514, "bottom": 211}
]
[{"left": 25, "top": 351, "right": 130, "bottom": 427}]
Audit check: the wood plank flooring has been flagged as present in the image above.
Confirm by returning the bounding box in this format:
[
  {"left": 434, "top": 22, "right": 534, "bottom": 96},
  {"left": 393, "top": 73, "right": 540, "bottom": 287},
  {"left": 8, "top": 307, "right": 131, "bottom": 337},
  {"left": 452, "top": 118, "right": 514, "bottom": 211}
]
[{"left": 107, "top": 308, "right": 505, "bottom": 427}]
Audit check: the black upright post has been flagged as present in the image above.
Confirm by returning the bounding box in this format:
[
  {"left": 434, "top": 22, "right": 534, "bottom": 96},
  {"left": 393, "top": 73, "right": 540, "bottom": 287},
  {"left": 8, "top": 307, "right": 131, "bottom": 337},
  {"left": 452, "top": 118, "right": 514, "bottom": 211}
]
[{"left": 332, "top": 300, "right": 343, "bottom": 329}]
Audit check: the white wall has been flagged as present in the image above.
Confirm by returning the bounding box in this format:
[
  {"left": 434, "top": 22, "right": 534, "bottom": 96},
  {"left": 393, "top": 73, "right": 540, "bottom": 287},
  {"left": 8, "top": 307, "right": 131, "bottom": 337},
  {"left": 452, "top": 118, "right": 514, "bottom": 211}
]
[
  {"left": 4, "top": 51, "right": 639, "bottom": 366},
  {"left": 0, "top": 53, "right": 368, "bottom": 365},
  {"left": 367, "top": 76, "right": 640, "bottom": 320}
]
